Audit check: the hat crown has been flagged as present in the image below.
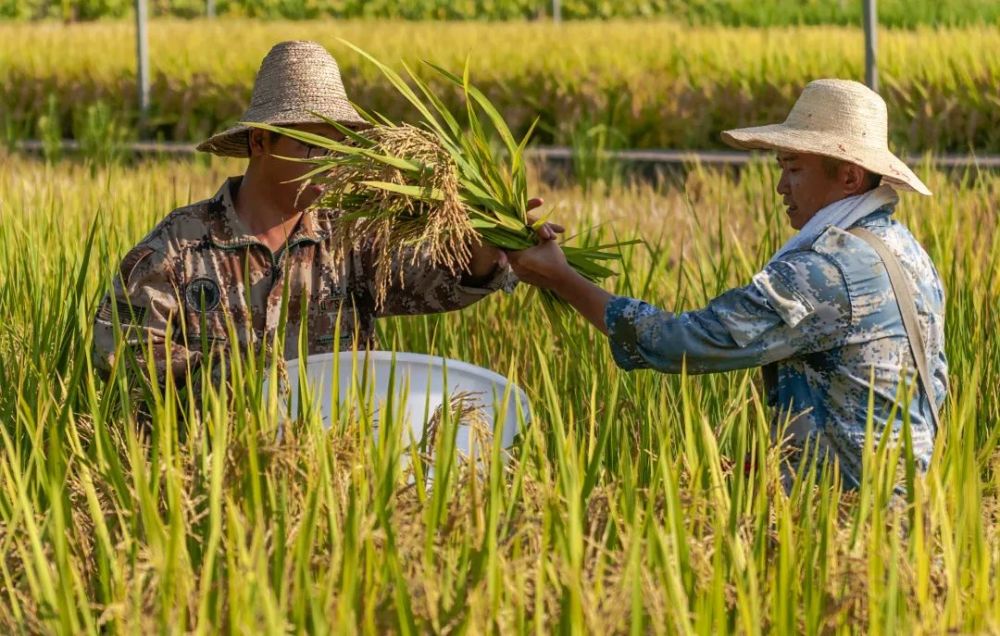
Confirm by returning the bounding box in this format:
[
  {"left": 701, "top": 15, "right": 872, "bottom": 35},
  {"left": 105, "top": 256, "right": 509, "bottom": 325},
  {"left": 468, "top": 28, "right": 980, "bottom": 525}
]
[
  {"left": 196, "top": 40, "right": 367, "bottom": 157},
  {"left": 783, "top": 79, "right": 888, "bottom": 151},
  {"left": 246, "top": 41, "right": 349, "bottom": 115}
]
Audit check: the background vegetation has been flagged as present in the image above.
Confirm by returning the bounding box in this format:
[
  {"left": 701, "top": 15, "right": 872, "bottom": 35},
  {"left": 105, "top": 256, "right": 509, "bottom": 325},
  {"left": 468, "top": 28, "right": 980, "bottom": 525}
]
[
  {"left": 3, "top": 21, "right": 999, "bottom": 153},
  {"left": 3, "top": 0, "right": 1000, "bottom": 26}
]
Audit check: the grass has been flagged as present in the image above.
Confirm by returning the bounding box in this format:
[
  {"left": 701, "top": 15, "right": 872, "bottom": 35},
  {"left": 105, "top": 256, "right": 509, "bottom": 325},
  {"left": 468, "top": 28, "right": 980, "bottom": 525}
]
[
  {"left": 2, "top": 19, "right": 1000, "bottom": 152},
  {"left": 5, "top": 0, "right": 1000, "bottom": 26},
  {"left": 1, "top": 151, "right": 999, "bottom": 632}
]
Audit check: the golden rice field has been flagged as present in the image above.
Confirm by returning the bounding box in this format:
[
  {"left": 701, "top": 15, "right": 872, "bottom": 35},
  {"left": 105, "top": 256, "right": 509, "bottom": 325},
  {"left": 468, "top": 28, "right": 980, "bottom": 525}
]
[
  {"left": 6, "top": 0, "right": 1000, "bottom": 25},
  {"left": 2, "top": 19, "right": 999, "bottom": 151},
  {"left": 1, "top": 151, "right": 999, "bottom": 632}
]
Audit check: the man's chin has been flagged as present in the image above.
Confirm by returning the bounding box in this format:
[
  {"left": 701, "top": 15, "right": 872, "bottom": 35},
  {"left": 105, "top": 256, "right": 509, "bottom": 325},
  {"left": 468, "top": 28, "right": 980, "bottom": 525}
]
[{"left": 786, "top": 207, "right": 811, "bottom": 230}]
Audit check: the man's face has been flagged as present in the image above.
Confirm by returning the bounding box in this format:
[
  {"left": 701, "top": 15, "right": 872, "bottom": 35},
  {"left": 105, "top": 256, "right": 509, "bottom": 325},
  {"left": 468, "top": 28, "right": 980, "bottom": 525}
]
[
  {"left": 775, "top": 152, "right": 847, "bottom": 230},
  {"left": 249, "top": 122, "right": 346, "bottom": 211}
]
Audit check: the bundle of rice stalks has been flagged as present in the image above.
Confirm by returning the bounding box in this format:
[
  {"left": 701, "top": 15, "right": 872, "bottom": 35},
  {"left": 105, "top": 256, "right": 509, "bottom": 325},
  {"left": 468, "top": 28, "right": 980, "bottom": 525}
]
[{"left": 248, "top": 42, "right": 632, "bottom": 317}]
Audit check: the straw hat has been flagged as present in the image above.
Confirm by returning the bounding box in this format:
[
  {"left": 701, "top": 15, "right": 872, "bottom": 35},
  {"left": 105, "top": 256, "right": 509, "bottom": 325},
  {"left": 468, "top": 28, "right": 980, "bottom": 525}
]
[
  {"left": 721, "top": 79, "right": 930, "bottom": 195},
  {"left": 197, "top": 40, "right": 367, "bottom": 158}
]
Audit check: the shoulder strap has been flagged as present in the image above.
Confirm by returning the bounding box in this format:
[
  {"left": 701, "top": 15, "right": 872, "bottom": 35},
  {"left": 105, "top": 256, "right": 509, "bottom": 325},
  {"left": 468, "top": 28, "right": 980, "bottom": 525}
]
[{"left": 848, "top": 227, "right": 941, "bottom": 430}]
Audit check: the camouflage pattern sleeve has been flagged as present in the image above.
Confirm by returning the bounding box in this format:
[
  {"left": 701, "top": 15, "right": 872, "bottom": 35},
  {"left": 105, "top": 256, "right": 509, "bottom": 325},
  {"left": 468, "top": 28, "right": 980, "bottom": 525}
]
[
  {"left": 93, "top": 246, "right": 201, "bottom": 386},
  {"left": 604, "top": 250, "right": 852, "bottom": 374},
  {"left": 354, "top": 242, "right": 518, "bottom": 318}
]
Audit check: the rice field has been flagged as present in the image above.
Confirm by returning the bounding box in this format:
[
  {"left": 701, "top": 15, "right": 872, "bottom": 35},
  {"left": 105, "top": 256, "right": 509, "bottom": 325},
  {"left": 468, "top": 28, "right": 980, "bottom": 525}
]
[
  {"left": 3, "top": 20, "right": 1000, "bottom": 152},
  {"left": 1, "top": 150, "right": 999, "bottom": 633},
  {"left": 7, "top": 0, "right": 1000, "bottom": 25}
]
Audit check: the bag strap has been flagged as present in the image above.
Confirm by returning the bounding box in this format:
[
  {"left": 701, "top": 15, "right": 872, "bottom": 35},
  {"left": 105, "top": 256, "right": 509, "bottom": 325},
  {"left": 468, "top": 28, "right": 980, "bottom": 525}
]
[{"left": 848, "top": 226, "right": 941, "bottom": 430}]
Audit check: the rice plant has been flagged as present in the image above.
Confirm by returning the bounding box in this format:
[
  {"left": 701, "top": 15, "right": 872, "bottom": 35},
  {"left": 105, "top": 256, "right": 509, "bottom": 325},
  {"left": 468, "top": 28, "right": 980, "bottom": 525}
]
[
  {"left": 252, "top": 46, "right": 630, "bottom": 321},
  {"left": 0, "top": 152, "right": 998, "bottom": 633}
]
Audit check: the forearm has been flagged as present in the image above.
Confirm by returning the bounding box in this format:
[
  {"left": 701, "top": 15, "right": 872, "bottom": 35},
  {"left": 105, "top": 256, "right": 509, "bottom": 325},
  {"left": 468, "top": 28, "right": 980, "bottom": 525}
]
[
  {"left": 463, "top": 241, "right": 504, "bottom": 284},
  {"left": 550, "top": 270, "right": 613, "bottom": 335},
  {"left": 373, "top": 245, "right": 514, "bottom": 317}
]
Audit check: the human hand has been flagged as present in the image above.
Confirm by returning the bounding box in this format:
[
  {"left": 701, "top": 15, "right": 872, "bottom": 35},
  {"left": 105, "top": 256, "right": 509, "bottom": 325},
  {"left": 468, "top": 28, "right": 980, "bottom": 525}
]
[
  {"left": 470, "top": 197, "right": 561, "bottom": 279},
  {"left": 524, "top": 197, "right": 564, "bottom": 242},
  {"left": 503, "top": 238, "right": 575, "bottom": 290}
]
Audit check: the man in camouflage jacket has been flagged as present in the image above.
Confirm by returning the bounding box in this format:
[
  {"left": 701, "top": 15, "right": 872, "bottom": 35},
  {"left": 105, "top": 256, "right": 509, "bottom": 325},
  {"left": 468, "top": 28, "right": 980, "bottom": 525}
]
[{"left": 93, "top": 41, "right": 542, "bottom": 394}]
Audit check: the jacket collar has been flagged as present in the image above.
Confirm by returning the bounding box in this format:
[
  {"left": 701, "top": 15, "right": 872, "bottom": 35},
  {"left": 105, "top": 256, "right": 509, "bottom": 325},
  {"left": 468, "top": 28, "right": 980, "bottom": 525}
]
[{"left": 205, "top": 176, "right": 328, "bottom": 249}]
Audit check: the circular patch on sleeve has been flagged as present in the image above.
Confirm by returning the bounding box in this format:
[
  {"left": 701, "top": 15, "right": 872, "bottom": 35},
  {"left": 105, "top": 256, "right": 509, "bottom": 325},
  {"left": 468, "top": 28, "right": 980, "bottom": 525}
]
[{"left": 185, "top": 278, "right": 222, "bottom": 312}]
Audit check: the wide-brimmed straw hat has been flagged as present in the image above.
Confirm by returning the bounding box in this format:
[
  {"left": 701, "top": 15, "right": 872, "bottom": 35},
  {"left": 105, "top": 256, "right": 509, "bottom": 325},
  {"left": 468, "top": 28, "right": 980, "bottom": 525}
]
[
  {"left": 721, "top": 79, "right": 930, "bottom": 195},
  {"left": 197, "top": 40, "right": 368, "bottom": 158}
]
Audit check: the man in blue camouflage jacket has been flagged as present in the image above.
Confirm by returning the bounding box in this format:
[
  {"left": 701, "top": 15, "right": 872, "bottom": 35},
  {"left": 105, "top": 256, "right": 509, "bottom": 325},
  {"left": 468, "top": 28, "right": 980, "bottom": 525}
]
[{"left": 506, "top": 79, "right": 947, "bottom": 488}]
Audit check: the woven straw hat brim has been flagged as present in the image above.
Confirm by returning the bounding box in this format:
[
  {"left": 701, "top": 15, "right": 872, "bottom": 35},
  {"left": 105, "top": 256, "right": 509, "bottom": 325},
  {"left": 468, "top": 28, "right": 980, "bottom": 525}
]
[
  {"left": 722, "top": 124, "right": 931, "bottom": 196},
  {"left": 196, "top": 112, "right": 369, "bottom": 158}
]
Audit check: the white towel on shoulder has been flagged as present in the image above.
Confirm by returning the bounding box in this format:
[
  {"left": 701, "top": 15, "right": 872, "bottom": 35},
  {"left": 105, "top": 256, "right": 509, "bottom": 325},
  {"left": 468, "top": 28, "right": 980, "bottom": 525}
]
[{"left": 767, "top": 184, "right": 899, "bottom": 267}]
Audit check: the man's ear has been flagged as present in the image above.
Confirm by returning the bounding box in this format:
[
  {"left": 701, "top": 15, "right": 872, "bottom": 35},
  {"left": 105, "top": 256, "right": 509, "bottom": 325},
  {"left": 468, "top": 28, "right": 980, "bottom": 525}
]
[
  {"left": 247, "top": 129, "right": 269, "bottom": 158},
  {"left": 842, "top": 162, "right": 868, "bottom": 196}
]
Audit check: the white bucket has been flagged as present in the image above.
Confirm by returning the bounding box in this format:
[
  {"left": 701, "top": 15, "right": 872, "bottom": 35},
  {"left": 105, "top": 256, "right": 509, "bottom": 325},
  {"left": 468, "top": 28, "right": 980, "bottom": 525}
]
[{"left": 274, "top": 351, "right": 530, "bottom": 453}]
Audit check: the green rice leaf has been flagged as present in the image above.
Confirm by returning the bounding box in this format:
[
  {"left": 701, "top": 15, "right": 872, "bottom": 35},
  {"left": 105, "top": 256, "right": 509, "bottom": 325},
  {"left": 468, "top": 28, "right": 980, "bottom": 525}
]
[
  {"left": 337, "top": 39, "right": 453, "bottom": 142},
  {"left": 406, "top": 60, "right": 462, "bottom": 140},
  {"left": 468, "top": 218, "right": 498, "bottom": 229},
  {"left": 359, "top": 180, "right": 445, "bottom": 201},
  {"left": 427, "top": 60, "right": 519, "bottom": 158},
  {"left": 308, "top": 111, "right": 377, "bottom": 148},
  {"left": 243, "top": 121, "right": 346, "bottom": 149}
]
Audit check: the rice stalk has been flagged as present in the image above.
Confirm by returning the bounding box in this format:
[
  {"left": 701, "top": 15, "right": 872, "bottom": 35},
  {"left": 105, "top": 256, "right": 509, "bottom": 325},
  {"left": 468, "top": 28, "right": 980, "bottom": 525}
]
[{"left": 250, "top": 43, "right": 633, "bottom": 317}]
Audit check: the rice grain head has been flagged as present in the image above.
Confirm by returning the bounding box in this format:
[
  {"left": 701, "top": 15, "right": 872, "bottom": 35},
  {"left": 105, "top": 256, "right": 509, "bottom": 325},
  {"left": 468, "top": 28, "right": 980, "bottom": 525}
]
[{"left": 318, "top": 125, "right": 474, "bottom": 310}]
